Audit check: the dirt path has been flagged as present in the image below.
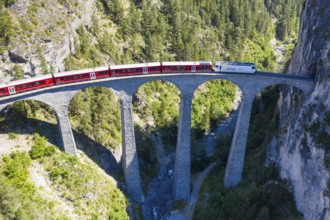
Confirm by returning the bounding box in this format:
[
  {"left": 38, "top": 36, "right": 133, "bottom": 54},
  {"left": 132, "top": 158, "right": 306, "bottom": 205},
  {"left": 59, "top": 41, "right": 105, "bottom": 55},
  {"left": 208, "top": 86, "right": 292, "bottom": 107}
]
[{"left": 183, "top": 162, "right": 217, "bottom": 220}]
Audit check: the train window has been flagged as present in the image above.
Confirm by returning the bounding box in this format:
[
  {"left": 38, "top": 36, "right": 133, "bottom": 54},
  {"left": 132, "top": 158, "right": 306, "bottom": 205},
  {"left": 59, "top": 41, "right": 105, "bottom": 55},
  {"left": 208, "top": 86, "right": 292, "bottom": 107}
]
[
  {"left": 25, "top": 83, "right": 33, "bottom": 88},
  {"left": 165, "top": 66, "right": 171, "bottom": 70},
  {"left": 0, "top": 88, "right": 4, "bottom": 93},
  {"left": 98, "top": 71, "right": 108, "bottom": 75},
  {"left": 177, "top": 66, "right": 185, "bottom": 71},
  {"left": 150, "top": 67, "right": 159, "bottom": 71}
]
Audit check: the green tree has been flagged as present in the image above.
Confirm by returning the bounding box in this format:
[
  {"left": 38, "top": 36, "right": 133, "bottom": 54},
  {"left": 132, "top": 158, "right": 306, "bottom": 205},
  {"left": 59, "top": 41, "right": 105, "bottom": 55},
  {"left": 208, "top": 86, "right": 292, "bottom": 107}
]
[
  {"left": 10, "top": 65, "right": 24, "bottom": 80},
  {"left": 0, "top": 10, "right": 14, "bottom": 54}
]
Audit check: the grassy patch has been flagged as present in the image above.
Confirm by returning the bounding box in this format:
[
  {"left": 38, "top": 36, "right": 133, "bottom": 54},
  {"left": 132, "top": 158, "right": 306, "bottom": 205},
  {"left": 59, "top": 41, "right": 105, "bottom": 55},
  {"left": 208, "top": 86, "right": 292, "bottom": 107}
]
[{"left": 8, "top": 132, "right": 18, "bottom": 140}]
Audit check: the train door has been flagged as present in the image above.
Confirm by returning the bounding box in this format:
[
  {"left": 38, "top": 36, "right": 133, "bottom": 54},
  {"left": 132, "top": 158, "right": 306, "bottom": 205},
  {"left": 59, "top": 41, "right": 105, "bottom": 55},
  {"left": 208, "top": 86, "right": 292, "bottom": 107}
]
[
  {"left": 8, "top": 86, "right": 16, "bottom": 95},
  {"left": 192, "top": 66, "right": 196, "bottom": 72},
  {"left": 90, "top": 72, "right": 96, "bottom": 79},
  {"left": 143, "top": 67, "right": 148, "bottom": 74}
]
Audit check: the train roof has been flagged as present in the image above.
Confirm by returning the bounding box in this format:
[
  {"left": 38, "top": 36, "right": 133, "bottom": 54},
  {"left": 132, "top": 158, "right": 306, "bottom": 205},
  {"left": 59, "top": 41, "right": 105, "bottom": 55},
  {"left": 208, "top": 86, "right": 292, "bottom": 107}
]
[
  {"left": 110, "top": 62, "right": 161, "bottom": 69},
  {"left": 215, "top": 61, "right": 256, "bottom": 66},
  {"left": 5, "top": 74, "right": 54, "bottom": 86},
  {"left": 54, "top": 66, "right": 109, "bottom": 77},
  {"left": 162, "top": 61, "right": 212, "bottom": 66}
]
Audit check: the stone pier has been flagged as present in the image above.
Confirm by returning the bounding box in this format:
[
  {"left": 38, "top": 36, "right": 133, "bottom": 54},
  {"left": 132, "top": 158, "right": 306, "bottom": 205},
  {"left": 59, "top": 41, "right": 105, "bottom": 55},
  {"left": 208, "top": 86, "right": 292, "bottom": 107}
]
[
  {"left": 173, "top": 91, "right": 193, "bottom": 200},
  {"left": 55, "top": 105, "right": 77, "bottom": 155},
  {"left": 120, "top": 93, "right": 144, "bottom": 202},
  {"left": 224, "top": 94, "right": 254, "bottom": 188}
]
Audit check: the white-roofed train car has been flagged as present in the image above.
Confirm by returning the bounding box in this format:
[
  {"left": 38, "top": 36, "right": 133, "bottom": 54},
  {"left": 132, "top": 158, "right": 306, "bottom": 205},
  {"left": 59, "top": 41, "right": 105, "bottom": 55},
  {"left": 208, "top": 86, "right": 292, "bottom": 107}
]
[
  {"left": 53, "top": 66, "right": 109, "bottom": 85},
  {"left": 0, "top": 74, "right": 55, "bottom": 96},
  {"left": 213, "top": 61, "right": 257, "bottom": 73},
  {"left": 110, "top": 62, "right": 161, "bottom": 76},
  {"left": 161, "top": 61, "right": 212, "bottom": 73}
]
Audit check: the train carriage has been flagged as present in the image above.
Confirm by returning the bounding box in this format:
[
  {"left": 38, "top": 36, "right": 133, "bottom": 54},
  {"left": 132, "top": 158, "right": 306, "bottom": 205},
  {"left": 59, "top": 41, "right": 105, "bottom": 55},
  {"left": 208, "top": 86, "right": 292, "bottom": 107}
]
[
  {"left": 54, "top": 66, "right": 109, "bottom": 85},
  {"left": 213, "top": 61, "right": 257, "bottom": 73},
  {"left": 161, "top": 61, "right": 213, "bottom": 73},
  {"left": 110, "top": 62, "right": 161, "bottom": 77},
  {"left": 0, "top": 84, "right": 9, "bottom": 97},
  {"left": 0, "top": 74, "right": 55, "bottom": 96}
]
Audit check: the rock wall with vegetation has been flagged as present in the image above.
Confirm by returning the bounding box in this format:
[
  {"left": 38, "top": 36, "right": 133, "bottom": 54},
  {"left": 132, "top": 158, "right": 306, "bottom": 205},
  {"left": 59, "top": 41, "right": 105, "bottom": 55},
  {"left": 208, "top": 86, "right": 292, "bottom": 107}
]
[{"left": 270, "top": 0, "right": 330, "bottom": 219}]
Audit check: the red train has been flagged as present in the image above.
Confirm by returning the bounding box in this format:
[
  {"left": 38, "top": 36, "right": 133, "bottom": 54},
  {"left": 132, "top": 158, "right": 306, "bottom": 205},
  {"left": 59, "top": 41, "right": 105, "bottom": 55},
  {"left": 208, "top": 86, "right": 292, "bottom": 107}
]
[{"left": 0, "top": 61, "right": 213, "bottom": 97}]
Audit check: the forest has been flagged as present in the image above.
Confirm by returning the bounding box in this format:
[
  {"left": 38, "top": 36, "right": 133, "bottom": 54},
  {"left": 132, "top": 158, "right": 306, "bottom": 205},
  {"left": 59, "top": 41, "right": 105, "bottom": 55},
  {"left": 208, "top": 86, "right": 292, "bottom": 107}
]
[{"left": 62, "top": 0, "right": 303, "bottom": 71}]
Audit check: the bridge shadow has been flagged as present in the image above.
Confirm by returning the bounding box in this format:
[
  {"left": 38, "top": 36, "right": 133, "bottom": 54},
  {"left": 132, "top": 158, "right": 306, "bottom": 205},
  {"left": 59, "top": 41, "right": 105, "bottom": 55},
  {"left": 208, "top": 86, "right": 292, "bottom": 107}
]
[
  {"left": 73, "top": 131, "right": 121, "bottom": 175},
  {"left": 0, "top": 111, "right": 121, "bottom": 178}
]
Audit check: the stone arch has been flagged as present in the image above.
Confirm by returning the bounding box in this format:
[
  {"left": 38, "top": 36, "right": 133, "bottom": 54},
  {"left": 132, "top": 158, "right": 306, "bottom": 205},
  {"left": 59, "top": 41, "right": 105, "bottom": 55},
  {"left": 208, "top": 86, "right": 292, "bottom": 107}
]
[
  {"left": 66, "top": 86, "right": 122, "bottom": 169},
  {"left": 132, "top": 78, "right": 182, "bottom": 99},
  {"left": 132, "top": 80, "right": 181, "bottom": 195},
  {"left": 224, "top": 83, "right": 308, "bottom": 188},
  {"left": 257, "top": 82, "right": 311, "bottom": 96},
  {"left": 190, "top": 79, "right": 242, "bottom": 169},
  {"left": 0, "top": 98, "right": 59, "bottom": 153}
]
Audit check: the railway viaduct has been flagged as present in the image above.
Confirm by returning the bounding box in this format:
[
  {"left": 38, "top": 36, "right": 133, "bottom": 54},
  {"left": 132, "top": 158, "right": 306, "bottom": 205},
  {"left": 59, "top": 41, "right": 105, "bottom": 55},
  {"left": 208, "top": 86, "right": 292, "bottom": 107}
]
[{"left": 0, "top": 72, "right": 314, "bottom": 202}]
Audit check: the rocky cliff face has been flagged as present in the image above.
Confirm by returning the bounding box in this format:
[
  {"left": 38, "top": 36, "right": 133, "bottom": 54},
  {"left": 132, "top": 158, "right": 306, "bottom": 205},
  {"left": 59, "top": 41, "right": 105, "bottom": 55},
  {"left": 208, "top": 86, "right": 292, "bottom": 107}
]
[
  {"left": 0, "top": 0, "right": 95, "bottom": 83},
  {"left": 270, "top": 0, "right": 330, "bottom": 219}
]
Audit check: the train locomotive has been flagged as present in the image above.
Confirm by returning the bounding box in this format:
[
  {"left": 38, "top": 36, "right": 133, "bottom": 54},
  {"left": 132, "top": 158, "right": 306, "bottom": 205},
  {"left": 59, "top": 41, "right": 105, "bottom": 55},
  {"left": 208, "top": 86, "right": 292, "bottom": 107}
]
[{"left": 0, "top": 61, "right": 256, "bottom": 97}]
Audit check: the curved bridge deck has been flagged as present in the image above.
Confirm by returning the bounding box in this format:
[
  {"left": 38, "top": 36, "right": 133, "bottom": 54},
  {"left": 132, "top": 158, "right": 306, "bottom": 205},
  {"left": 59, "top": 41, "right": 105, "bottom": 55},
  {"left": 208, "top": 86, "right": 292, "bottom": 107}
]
[{"left": 0, "top": 72, "right": 314, "bottom": 202}]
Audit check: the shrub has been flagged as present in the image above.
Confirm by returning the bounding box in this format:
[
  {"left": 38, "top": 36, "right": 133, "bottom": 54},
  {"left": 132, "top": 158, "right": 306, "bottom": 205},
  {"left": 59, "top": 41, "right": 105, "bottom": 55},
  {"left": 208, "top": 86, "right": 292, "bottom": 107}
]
[
  {"left": 30, "top": 133, "right": 55, "bottom": 159},
  {"left": 2, "top": 151, "right": 35, "bottom": 193},
  {"left": 48, "top": 167, "right": 70, "bottom": 181},
  {"left": 8, "top": 132, "right": 18, "bottom": 140},
  {"left": 11, "top": 65, "right": 25, "bottom": 80}
]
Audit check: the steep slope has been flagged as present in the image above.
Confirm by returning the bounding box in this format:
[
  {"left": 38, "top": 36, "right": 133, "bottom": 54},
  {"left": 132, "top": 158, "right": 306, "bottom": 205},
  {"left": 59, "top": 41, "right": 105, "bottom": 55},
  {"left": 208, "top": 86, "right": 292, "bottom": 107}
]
[
  {"left": 0, "top": 133, "right": 128, "bottom": 219},
  {"left": 270, "top": 0, "right": 330, "bottom": 219},
  {"left": 1, "top": 0, "right": 95, "bottom": 79}
]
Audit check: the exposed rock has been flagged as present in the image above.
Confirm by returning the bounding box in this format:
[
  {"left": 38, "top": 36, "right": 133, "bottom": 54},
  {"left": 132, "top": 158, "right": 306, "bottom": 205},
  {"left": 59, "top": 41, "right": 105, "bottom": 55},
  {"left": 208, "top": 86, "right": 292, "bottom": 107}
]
[
  {"left": 8, "top": 50, "right": 29, "bottom": 63},
  {"left": 270, "top": 0, "right": 330, "bottom": 219},
  {"left": 0, "top": 0, "right": 96, "bottom": 79},
  {"left": 9, "top": 0, "right": 29, "bottom": 14}
]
